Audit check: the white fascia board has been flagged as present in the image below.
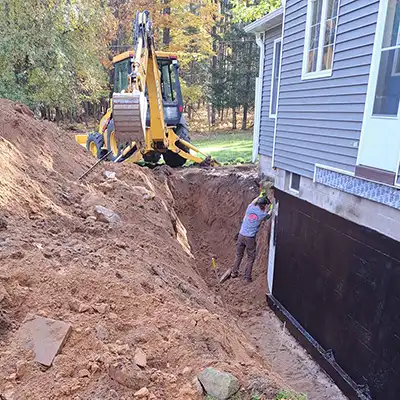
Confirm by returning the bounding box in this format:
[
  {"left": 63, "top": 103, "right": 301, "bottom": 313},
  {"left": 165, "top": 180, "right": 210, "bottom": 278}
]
[{"left": 244, "top": 7, "right": 283, "bottom": 34}]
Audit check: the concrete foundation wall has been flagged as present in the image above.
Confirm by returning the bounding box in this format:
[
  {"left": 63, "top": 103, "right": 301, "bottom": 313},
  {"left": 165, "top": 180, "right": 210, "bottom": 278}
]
[{"left": 259, "top": 154, "right": 400, "bottom": 242}]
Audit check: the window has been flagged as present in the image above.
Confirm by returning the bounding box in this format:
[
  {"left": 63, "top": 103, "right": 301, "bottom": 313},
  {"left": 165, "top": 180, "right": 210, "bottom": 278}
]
[
  {"left": 302, "top": 0, "right": 340, "bottom": 79},
  {"left": 270, "top": 38, "right": 282, "bottom": 118},
  {"left": 114, "top": 59, "right": 131, "bottom": 93},
  {"left": 290, "top": 173, "right": 301, "bottom": 192},
  {"left": 373, "top": 0, "right": 400, "bottom": 116}
]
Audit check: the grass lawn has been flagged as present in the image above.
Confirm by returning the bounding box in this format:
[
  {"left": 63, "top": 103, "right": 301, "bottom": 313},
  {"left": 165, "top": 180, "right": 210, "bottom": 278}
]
[{"left": 192, "top": 131, "right": 253, "bottom": 165}]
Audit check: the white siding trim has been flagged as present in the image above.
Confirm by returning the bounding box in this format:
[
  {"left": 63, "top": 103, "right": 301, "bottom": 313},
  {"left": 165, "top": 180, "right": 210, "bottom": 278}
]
[
  {"left": 314, "top": 163, "right": 355, "bottom": 182},
  {"left": 253, "top": 33, "right": 266, "bottom": 163},
  {"left": 357, "top": 0, "right": 390, "bottom": 167},
  {"left": 271, "top": 6, "right": 286, "bottom": 167},
  {"left": 269, "top": 38, "right": 282, "bottom": 118},
  {"left": 267, "top": 202, "right": 278, "bottom": 294}
]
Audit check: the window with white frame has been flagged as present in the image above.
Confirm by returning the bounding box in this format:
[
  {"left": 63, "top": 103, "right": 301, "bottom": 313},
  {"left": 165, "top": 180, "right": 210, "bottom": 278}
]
[
  {"left": 270, "top": 38, "right": 282, "bottom": 118},
  {"left": 302, "top": 0, "right": 340, "bottom": 79},
  {"left": 374, "top": 0, "right": 400, "bottom": 115}
]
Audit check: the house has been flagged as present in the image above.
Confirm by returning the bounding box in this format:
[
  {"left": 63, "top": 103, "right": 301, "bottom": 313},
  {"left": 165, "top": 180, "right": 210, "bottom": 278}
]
[{"left": 246, "top": 1, "right": 400, "bottom": 399}]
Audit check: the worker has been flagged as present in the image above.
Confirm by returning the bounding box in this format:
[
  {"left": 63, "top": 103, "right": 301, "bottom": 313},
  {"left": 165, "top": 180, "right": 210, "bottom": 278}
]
[{"left": 231, "top": 192, "right": 274, "bottom": 282}]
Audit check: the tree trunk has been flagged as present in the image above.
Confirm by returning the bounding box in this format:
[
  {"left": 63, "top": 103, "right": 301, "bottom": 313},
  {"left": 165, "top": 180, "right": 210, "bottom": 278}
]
[
  {"left": 207, "top": 103, "right": 211, "bottom": 132},
  {"left": 242, "top": 104, "right": 248, "bottom": 130},
  {"left": 163, "top": 0, "right": 171, "bottom": 48},
  {"left": 55, "top": 107, "right": 62, "bottom": 125},
  {"left": 232, "top": 107, "right": 237, "bottom": 130},
  {"left": 84, "top": 102, "right": 89, "bottom": 127}
]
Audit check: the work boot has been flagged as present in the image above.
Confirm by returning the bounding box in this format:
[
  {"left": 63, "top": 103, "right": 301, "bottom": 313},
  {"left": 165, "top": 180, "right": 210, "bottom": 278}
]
[
  {"left": 231, "top": 271, "right": 239, "bottom": 279},
  {"left": 244, "top": 276, "right": 252, "bottom": 283}
]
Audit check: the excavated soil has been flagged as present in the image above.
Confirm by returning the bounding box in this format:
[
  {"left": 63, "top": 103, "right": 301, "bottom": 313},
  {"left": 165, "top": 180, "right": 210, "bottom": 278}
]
[{"left": 0, "top": 98, "right": 346, "bottom": 400}]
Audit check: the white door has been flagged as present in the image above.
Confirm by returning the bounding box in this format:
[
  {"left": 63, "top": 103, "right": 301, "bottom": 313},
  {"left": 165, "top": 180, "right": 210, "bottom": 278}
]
[{"left": 358, "top": 0, "right": 400, "bottom": 174}]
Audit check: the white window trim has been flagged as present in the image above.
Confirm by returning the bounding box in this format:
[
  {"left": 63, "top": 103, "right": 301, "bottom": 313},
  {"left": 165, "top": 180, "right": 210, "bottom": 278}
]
[
  {"left": 289, "top": 172, "right": 300, "bottom": 193},
  {"left": 269, "top": 38, "right": 282, "bottom": 118},
  {"left": 301, "top": 0, "right": 341, "bottom": 80}
]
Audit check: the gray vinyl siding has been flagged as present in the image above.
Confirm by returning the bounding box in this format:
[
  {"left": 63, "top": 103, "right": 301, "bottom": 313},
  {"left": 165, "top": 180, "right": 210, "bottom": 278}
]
[
  {"left": 274, "top": 0, "right": 379, "bottom": 178},
  {"left": 259, "top": 26, "right": 282, "bottom": 157}
]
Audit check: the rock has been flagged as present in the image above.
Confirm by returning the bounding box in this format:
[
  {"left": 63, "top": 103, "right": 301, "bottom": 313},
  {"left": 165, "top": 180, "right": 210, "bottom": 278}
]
[
  {"left": 104, "top": 171, "right": 116, "bottom": 180},
  {"left": 109, "top": 312, "right": 118, "bottom": 320},
  {"left": 92, "top": 303, "right": 109, "bottom": 314},
  {"left": 192, "top": 377, "right": 204, "bottom": 395},
  {"left": 18, "top": 315, "right": 72, "bottom": 367},
  {"left": 95, "top": 323, "right": 108, "bottom": 341},
  {"left": 219, "top": 268, "right": 232, "bottom": 284},
  {"left": 131, "top": 186, "right": 155, "bottom": 200},
  {"left": 94, "top": 206, "right": 121, "bottom": 224},
  {"left": 134, "top": 387, "right": 150, "bottom": 398},
  {"left": 69, "top": 299, "right": 91, "bottom": 313},
  {"left": 90, "top": 362, "right": 100, "bottom": 374},
  {"left": 134, "top": 348, "right": 147, "bottom": 368},
  {"left": 197, "top": 367, "right": 240, "bottom": 400},
  {"left": 108, "top": 361, "right": 148, "bottom": 389},
  {"left": 109, "top": 343, "right": 129, "bottom": 355},
  {"left": 15, "top": 360, "right": 28, "bottom": 379},
  {"left": 78, "top": 369, "right": 90, "bottom": 378}
]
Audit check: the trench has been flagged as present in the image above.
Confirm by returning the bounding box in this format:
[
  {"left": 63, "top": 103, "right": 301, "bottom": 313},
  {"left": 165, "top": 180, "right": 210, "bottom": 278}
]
[{"left": 169, "top": 167, "right": 347, "bottom": 400}]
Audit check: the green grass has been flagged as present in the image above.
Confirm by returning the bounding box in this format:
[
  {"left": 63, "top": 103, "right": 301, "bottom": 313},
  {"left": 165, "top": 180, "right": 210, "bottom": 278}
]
[
  {"left": 192, "top": 131, "right": 253, "bottom": 165},
  {"left": 275, "top": 389, "right": 308, "bottom": 400}
]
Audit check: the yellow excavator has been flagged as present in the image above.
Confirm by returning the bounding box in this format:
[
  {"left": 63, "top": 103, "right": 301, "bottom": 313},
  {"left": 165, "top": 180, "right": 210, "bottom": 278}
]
[{"left": 76, "top": 10, "right": 214, "bottom": 168}]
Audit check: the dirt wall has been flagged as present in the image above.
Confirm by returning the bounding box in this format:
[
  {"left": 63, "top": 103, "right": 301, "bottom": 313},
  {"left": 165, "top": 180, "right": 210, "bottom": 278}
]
[{"left": 0, "top": 100, "right": 282, "bottom": 399}]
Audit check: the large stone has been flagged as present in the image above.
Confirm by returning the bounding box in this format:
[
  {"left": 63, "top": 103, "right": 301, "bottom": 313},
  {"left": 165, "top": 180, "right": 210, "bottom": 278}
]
[
  {"left": 18, "top": 315, "right": 72, "bottom": 367},
  {"left": 94, "top": 206, "right": 121, "bottom": 224},
  {"left": 197, "top": 367, "right": 240, "bottom": 400},
  {"left": 108, "top": 361, "right": 148, "bottom": 389},
  {"left": 134, "top": 387, "right": 149, "bottom": 398},
  {"left": 104, "top": 171, "right": 116, "bottom": 180},
  {"left": 131, "top": 186, "right": 155, "bottom": 200},
  {"left": 134, "top": 348, "right": 147, "bottom": 368}
]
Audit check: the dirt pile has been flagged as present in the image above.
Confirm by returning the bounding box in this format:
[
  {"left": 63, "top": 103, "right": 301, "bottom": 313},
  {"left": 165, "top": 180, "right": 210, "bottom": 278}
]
[{"left": 0, "top": 100, "right": 283, "bottom": 399}]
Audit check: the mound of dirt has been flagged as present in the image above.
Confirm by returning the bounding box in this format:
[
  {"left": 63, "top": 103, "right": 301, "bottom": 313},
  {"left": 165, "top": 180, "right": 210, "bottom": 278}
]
[{"left": 0, "top": 100, "right": 284, "bottom": 399}]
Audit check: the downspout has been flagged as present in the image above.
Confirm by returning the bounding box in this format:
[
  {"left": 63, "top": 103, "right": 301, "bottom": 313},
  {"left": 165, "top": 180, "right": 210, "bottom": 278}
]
[{"left": 252, "top": 32, "right": 265, "bottom": 163}]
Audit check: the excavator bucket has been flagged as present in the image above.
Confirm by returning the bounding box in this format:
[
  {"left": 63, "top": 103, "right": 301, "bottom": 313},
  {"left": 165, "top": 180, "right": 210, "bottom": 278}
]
[{"left": 112, "top": 91, "right": 147, "bottom": 150}]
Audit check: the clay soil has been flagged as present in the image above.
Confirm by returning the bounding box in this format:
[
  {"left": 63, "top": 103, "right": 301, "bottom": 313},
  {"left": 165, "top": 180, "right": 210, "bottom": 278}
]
[{"left": 0, "top": 99, "right": 346, "bottom": 400}]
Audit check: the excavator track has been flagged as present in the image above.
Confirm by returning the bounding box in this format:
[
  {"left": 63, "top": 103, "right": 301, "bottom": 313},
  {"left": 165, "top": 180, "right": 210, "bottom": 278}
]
[{"left": 112, "top": 91, "right": 147, "bottom": 149}]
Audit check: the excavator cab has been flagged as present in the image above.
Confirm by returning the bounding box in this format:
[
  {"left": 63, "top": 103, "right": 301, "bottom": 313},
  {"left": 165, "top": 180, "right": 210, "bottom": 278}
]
[{"left": 113, "top": 52, "right": 184, "bottom": 128}]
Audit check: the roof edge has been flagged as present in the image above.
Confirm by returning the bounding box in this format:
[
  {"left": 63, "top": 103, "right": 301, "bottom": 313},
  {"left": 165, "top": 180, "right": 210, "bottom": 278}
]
[{"left": 244, "top": 7, "right": 283, "bottom": 33}]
